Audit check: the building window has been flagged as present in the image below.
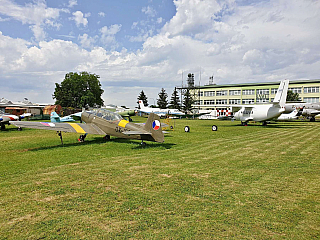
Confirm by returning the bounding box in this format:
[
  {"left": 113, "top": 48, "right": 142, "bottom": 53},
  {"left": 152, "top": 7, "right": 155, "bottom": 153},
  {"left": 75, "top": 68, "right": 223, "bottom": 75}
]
[
  {"left": 289, "top": 87, "right": 302, "bottom": 93},
  {"left": 216, "top": 99, "right": 227, "bottom": 104},
  {"left": 204, "top": 91, "right": 215, "bottom": 97},
  {"left": 216, "top": 90, "right": 228, "bottom": 96},
  {"left": 229, "top": 90, "right": 241, "bottom": 95},
  {"left": 242, "top": 99, "right": 255, "bottom": 104},
  {"left": 229, "top": 99, "right": 241, "bottom": 104},
  {"left": 304, "top": 87, "right": 319, "bottom": 93},
  {"left": 204, "top": 100, "right": 215, "bottom": 105},
  {"left": 198, "top": 91, "right": 203, "bottom": 97},
  {"left": 271, "top": 88, "right": 278, "bottom": 94},
  {"left": 256, "top": 98, "right": 269, "bottom": 103},
  {"left": 304, "top": 97, "right": 319, "bottom": 103},
  {"left": 242, "top": 89, "right": 255, "bottom": 95},
  {"left": 256, "top": 89, "right": 269, "bottom": 95}
]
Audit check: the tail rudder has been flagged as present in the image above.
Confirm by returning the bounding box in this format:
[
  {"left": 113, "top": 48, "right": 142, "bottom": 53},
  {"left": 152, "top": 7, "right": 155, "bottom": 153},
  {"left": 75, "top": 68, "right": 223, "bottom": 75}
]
[
  {"left": 50, "top": 112, "right": 60, "bottom": 122},
  {"left": 273, "top": 79, "right": 289, "bottom": 107},
  {"left": 139, "top": 100, "right": 145, "bottom": 110},
  {"left": 144, "top": 113, "right": 164, "bottom": 142}
]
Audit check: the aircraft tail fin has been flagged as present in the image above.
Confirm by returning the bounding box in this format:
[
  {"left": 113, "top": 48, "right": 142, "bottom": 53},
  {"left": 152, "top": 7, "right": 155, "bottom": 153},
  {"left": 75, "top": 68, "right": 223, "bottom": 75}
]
[
  {"left": 273, "top": 79, "right": 289, "bottom": 107},
  {"left": 143, "top": 113, "right": 164, "bottom": 143},
  {"left": 138, "top": 100, "right": 146, "bottom": 110},
  {"left": 50, "top": 112, "right": 60, "bottom": 122}
]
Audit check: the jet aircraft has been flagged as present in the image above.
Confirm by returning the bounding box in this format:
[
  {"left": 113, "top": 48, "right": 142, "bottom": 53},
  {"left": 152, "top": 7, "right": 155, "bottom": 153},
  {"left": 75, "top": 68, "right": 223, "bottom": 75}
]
[
  {"left": 10, "top": 108, "right": 164, "bottom": 145},
  {"left": 277, "top": 109, "right": 300, "bottom": 121},
  {"left": 0, "top": 111, "right": 31, "bottom": 130},
  {"left": 232, "top": 79, "right": 289, "bottom": 125},
  {"left": 138, "top": 100, "right": 185, "bottom": 117},
  {"left": 284, "top": 102, "right": 320, "bottom": 122}
]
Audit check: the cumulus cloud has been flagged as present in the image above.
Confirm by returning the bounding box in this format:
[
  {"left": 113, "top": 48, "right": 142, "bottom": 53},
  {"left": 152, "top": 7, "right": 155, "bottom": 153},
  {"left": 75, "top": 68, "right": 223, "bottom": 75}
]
[
  {"left": 142, "top": 6, "right": 156, "bottom": 17},
  {"left": 0, "top": 0, "right": 65, "bottom": 41},
  {"left": 68, "top": 0, "right": 77, "bottom": 8},
  {"left": 70, "top": 11, "right": 88, "bottom": 27},
  {"left": 99, "top": 24, "right": 122, "bottom": 47}
]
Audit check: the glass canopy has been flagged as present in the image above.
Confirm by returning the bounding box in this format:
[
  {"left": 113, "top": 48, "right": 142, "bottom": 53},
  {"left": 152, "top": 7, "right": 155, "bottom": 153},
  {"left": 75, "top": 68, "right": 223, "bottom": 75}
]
[{"left": 88, "top": 108, "right": 123, "bottom": 121}]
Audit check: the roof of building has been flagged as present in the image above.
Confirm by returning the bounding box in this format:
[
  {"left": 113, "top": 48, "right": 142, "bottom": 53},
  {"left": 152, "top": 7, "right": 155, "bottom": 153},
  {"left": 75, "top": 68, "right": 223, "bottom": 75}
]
[{"left": 191, "top": 79, "right": 320, "bottom": 89}]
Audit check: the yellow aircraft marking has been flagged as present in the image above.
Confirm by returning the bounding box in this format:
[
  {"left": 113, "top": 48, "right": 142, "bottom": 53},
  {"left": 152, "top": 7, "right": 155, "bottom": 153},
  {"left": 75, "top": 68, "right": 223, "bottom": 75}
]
[
  {"left": 118, "top": 120, "right": 129, "bottom": 128},
  {"left": 68, "top": 123, "right": 86, "bottom": 133}
]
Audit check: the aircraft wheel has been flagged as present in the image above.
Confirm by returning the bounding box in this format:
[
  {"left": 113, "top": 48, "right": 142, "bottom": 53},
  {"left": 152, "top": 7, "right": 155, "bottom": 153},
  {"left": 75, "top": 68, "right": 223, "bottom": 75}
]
[
  {"left": 1, "top": 124, "right": 5, "bottom": 130},
  {"left": 212, "top": 125, "right": 218, "bottom": 131},
  {"left": 17, "top": 127, "right": 22, "bottom": 131},
  {"left": 104, "top": 135, "right": 110, "bottom": 140},
  {"left": 170, "top": 126, "right": 174, "bottom": 129},
  {"left": 184, "top": 126, "right": 190, "bottom": 132},
  {"left": 78, "top": 134, "right": 86, "bottom": 142},
  {"left": 310, "top": 117, "right": 315, "bottom": 122},
  {"left": 140, "top": 141, "right": 147, "bottom": 146}
]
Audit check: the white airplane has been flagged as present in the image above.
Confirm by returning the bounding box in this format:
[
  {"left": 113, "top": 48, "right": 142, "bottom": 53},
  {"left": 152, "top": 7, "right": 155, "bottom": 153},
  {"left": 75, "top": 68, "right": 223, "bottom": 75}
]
[
  {"left": 138, "top": 100, "right": 185, "bottom": 117},
  {"left": 284, "top": 102, "right": 320, "bottom": 122},
  {"left": 233, "top": 79, "right": 289, "bottom": 126},
  {"left": 277, "top": 109, "right": 299, "bottom": 121},
  {"left": 0, "top": 111, "right": 31, "bottom": 130}
]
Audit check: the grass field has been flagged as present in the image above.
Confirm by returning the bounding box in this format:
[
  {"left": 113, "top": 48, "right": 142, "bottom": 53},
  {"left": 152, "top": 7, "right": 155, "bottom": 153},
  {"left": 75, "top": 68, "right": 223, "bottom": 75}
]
[{"left": 0, "top": 117, "right": 319, "bottom": 239}]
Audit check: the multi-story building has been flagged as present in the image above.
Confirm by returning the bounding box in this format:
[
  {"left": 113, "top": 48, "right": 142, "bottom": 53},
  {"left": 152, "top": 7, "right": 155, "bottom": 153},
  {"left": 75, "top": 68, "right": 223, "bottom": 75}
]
[{"left": 191, "top": 79, "right": 320, "bottom": 115}]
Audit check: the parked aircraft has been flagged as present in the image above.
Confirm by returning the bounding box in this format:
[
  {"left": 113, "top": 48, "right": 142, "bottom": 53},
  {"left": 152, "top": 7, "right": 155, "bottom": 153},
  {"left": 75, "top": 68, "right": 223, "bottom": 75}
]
[
  {"left": 10, "top": 108, "right": 164, "bottom": 145},
  {"left": 277, "top": 109, "right": 299, "bottom": 121},
  {"left": 284, "top": 102, "right": 320, "bottom": 122},
  {"left": 0, "top": 111, "right": 31, "bottom": 130},
  {"left": 50, "top": 112, "right": 82, "bottom": 122},
  {"left": 233, "top": 79, "right": 289, "bottom": 125},
  {"left": 138, "top": 100, "right": 185, "bottom": 117}
]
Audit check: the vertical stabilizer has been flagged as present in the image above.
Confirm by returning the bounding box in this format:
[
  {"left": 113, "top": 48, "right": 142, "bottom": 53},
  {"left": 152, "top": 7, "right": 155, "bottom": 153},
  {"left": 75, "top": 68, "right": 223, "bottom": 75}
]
[
  {"left": 50, "top": 112, "right": 61, "bottom": 122},
  {"left": 138, "top": 100, "right": 146, "bottom": 110},
  {"left": 273, "top": 79, "right": 289, "bottom": 107},
  {"left": 143, "top": 113, "right": 164, "bottom": 143}
]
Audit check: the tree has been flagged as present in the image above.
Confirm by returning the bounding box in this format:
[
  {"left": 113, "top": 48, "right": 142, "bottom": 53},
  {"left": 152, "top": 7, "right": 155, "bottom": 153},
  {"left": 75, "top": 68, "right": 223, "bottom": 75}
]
[
  {"left": 182, "top": 89, "right": 194, "bottom": 113},
  {"left": 137, "top": 90, "right": 148, "bottom": 108},
  {"left": 169, "top": 88, "right": 181, "bottom": 110},
  {"left": 53, "top": 72, "right": 104, "bottom": 108},
  {"left": 157, "top": 88, "right": 168, "bottom": 109},
  {"left": 286, "top": 90, "right": 301, "bottom": 102}
]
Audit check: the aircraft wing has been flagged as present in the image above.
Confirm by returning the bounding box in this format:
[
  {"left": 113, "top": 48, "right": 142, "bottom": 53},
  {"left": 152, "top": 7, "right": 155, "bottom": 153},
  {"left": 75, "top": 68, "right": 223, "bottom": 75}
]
[
  {"left": 9, "top": 121, "right": 106, "bottom": 135},
  {"left": 310, "top": 110, "right": 320, "bottom": 116},
  {"left": 122, "top": 131, "right": 151, "bottom": 135}
]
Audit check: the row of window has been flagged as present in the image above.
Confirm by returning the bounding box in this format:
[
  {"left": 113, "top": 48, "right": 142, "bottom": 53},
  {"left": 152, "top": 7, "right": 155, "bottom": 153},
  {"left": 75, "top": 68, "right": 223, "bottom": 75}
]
[
  {"left": 194, "top": 97, "right": 320, "bottom": 105},
  {"left": 198, "top": 86, "right": 319, "bottom": 96}
]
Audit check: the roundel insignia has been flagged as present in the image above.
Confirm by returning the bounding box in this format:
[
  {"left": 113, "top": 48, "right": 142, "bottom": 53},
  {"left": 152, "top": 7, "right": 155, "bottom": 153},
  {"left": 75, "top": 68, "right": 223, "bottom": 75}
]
[{"left": 152, "top": 120, "right": 161, "bottom": 130}]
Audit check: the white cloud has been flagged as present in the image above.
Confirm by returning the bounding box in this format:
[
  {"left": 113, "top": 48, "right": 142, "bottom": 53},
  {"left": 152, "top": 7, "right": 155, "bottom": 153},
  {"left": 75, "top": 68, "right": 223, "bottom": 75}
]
[
  {"left": 98, "top": 12, "right": 105, "bottom": 17},
  {"left": 70, "top": 11, "right": 88, "bottom": 27},
  {"left": 142, "top": 6, "right": 156, "bottom": 17},
  {"left": 68, "top": 0, "right": 77, "bottom": 8},
  {"left": 78, "top": 33, "right": 96, "bottom": 49},
  {"left": 0, "top": 0, "right": 65, "bottom": 41},
  {"left": 99, "top": 24, "right": 122, "bottom": 47}
]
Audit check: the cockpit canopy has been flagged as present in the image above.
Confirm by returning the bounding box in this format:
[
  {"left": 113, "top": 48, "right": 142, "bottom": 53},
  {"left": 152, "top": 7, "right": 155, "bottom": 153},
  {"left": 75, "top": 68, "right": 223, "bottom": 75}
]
[{"left": 87, "top": 108, "right": 123, "bottom": 121}]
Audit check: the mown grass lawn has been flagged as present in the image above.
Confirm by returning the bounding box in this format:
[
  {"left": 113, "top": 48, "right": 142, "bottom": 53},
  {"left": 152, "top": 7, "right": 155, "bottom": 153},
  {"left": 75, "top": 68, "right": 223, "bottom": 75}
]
[{"left": 0, "top": 117, "right": 319, "bottom": 239}]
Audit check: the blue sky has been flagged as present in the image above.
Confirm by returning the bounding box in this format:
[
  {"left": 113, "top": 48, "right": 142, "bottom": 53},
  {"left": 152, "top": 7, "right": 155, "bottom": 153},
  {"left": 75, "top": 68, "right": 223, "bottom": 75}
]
[{"left": 1, "top": 0, "right": 320, "bottom": 107}]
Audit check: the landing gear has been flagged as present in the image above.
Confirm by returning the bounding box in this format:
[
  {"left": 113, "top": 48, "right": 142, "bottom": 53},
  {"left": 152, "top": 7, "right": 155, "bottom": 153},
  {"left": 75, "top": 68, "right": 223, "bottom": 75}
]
[
  {"left": 78, "top": 133, "right": 87, "bottom": 142},
  {"left": 1, "top": 123, "right": 5, "bottom": 130},
  {"left": 241, "top": 121, "right": 248, "bottom": 126},
  {"left": 212, "top": 125, "right": 218, "bottom": 131},
  {"left": 104, "top": 135, "right": 110, "bottom": 140},
  {"left": 140, "top": 141, "right": 147, "bottom": 147},
  {"left": 262, "top": 121, "right": 268, "bottom": 126},
  {"left": 17, "top": 127, "right": 22, "bottom": 131},
  {"left": 57, "top": 131, "right": 63, "bottom": 145},
  {"left": 310, "top": 117, "right": 316, "bottom": 122}
]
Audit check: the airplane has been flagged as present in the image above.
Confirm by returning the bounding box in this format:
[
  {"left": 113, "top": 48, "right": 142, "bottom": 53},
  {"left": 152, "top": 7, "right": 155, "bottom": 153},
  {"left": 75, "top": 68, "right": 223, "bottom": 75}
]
[
  {"left": 10, "top": 108, "right": 164, "bottom": 145},
  {"left": 284, "top": 102, "right": 320, "bottom": 122},
  {"left": 232, "top": 79, "right": 289, "bottom": 126},
  {"left": 104, "top": 104, "right": 136, "bottom": 121},
  {"left": 50, "top": 111, "right": 82, "bottom": 122},
  {"left": 138, "top": 100, "right": 185, "bottom": 117},
  {"left": 0, "top": 111, "right": 31, "bottom": 130},
  {"left": 277, "top": 109, "right": 300, "bottom": 121}
]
